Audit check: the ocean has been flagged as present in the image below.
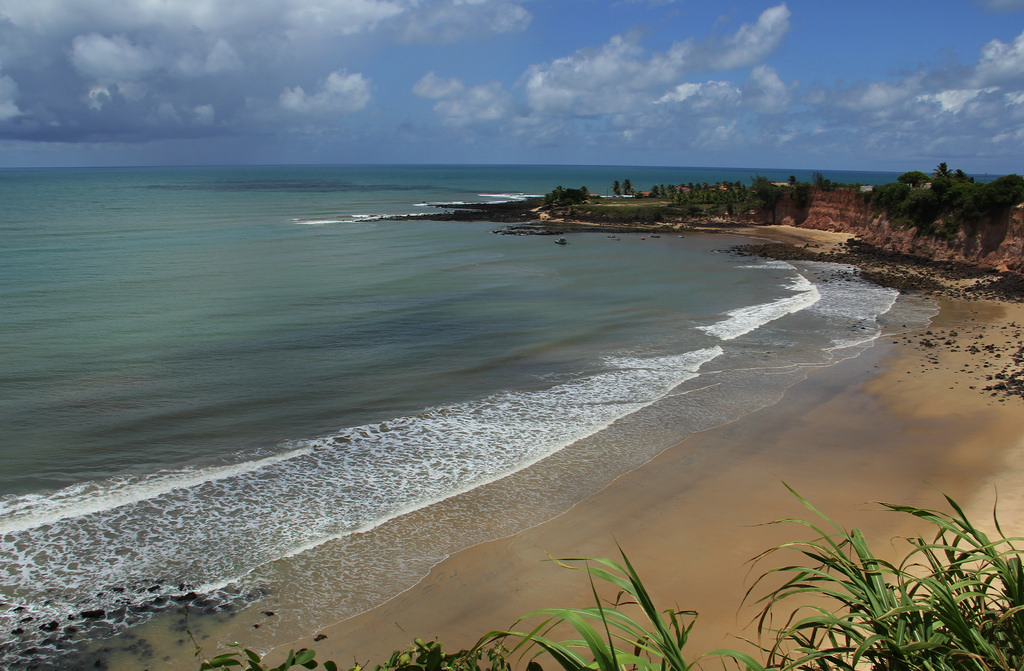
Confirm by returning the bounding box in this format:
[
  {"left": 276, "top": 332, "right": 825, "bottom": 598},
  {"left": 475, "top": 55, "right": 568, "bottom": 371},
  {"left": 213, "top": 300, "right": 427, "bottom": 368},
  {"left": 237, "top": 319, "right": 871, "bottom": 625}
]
[{"left": 0, "top": 164, "right": 934, "bottom": 669}]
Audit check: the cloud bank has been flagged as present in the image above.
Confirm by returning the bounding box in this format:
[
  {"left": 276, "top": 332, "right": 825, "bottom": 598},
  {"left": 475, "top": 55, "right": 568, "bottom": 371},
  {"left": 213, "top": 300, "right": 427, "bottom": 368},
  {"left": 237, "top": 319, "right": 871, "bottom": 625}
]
[{"left": 0, "top": 1, "right": 1021, "bottom": 171}]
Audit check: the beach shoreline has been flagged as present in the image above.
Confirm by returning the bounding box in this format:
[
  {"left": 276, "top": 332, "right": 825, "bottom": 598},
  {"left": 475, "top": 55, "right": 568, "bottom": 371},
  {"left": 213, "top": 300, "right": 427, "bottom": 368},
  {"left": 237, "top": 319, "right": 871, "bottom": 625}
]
[{"left": 254, "top": 224, "right": 1024, "bottom": 669}]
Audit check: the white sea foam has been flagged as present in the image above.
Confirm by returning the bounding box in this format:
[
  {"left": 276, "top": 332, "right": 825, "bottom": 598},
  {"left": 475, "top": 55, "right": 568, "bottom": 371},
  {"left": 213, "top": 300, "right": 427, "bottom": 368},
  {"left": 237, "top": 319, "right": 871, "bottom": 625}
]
[
  {"left": 478, "top": 192, "right": 540, "bottom": 202},
  {"left": 699, "top": 267, "right": 821, "bottom": 341},
  {"left": 290, "top": 212, "right": 432, "bottom": 225},
  {"left": 0, "top": 346, "right": 722, "bottom": 632},
  {"left": 0, "top": 445, "right": 316, "bottom": 535},
  {"left": 800, "top": 262, "right": 900, "bottom": 350},
  {"left": 291, "top": 218, "right": 347, "bottom": 225}
]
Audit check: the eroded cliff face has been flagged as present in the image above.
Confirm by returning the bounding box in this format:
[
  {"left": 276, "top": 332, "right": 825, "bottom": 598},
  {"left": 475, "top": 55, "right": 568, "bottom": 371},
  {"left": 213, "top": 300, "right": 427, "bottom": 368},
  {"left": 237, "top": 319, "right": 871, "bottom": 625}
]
[{"left": 771, "top": 188, "right": 1024, "bottom": 273}]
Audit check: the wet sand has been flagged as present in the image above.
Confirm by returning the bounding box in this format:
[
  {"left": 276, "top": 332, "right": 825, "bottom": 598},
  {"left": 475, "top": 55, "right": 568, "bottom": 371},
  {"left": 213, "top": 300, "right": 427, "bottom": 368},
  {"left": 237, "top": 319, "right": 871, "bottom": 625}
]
[{"left": 263, "top": 227, "right": 1024, "bottom": 670}]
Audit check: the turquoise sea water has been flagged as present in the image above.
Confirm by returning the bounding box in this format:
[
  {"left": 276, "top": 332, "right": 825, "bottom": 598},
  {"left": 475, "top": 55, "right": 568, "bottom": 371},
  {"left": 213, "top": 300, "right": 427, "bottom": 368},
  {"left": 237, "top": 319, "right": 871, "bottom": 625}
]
[{"left": 0, "top": 165, "right": 931, "bottom": 668}]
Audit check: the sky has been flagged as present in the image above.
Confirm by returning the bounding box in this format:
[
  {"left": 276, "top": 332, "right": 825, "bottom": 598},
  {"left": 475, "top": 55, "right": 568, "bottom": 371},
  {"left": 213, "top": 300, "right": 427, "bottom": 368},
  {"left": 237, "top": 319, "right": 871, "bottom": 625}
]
[{"left": 1, "top": 0, "right": 1023, "bottom": 172}]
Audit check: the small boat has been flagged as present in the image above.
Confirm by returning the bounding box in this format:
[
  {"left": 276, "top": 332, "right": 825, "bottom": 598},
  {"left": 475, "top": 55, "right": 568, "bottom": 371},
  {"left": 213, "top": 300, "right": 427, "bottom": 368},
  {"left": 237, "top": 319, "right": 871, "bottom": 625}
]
[{"left": 554, "top": 237, "right": 568, "bottom": 245}]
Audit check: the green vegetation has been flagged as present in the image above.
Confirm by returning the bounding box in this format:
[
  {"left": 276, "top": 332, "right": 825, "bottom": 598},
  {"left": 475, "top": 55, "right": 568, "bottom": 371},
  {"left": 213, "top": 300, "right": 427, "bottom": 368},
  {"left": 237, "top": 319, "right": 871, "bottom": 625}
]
[
  {"left": 197, "top": 636, "right": 512, "bottom": 671},
  {"left": 567, "top": 203, "right": 670, "bottom": 223},
  {"left": 542, "top": 186, "right": 593, "bottom": 207},
  {"left": 541, "top": 173, "right": 870, "bottom": 222},
  {"left": 198, "top": 490, "right": 1024, "bottom": 671},
  {"left": 751, "top": 487, "right": 1024, "bottom": 671},
  {"left": 485, "top": 553, "right": 759, "bottom": 671},
  {"left": 543, "top": 178, "right": 764, "bottom": 220},
  {"left": 537, "top": 164, "right": 1024, "bottom": 238},
  {"left": 871, "top": 163, "right": 1024, "bottom": 239},
  {"left": 200, "top": 644, "right": 335, "bottom": 670}
]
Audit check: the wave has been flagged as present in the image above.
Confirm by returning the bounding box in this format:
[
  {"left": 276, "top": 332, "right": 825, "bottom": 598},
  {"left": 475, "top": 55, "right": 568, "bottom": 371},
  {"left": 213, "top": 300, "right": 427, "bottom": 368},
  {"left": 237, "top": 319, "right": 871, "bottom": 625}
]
[
  {"left": 289, "top": 211, "right": 439, "bottom": 225},
  {"left": 698, "top": 262, "right": 821, "bottom": 341},
  {"left": 0, "top": 346, "right": 722, "bottom": 653},
  {"left": 288, "top": 191, "right": 537, "bottom": 225},
  {"left": 478, "top": 192, "right": 541, "bottom": 202},
  {"left": 0, "top": 446, "right": 316, "bottom": 535},
  {"left": 800, "top": 261, "right": 900, "bottom": 351}
]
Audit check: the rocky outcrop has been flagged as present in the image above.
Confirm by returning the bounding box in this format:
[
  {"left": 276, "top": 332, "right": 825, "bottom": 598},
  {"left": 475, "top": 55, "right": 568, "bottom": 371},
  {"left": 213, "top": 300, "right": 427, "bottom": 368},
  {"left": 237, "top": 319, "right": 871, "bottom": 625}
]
[{"left": 772, "top": 188, "right": 1024, "bottom": 274}]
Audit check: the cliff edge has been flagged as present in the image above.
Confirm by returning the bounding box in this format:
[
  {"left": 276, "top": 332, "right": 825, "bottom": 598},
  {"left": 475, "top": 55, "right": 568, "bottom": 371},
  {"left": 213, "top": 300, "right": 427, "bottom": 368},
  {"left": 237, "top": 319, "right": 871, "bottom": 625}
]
[{"left": 772, "top": 187, "right": 1024, "bottom": 274}]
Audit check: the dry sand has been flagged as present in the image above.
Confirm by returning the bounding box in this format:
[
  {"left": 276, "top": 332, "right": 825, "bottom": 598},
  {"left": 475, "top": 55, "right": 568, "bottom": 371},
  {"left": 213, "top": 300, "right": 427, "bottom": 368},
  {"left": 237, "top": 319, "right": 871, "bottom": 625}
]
[{"left": 265, "top": 226, "right": 1024, "bottom": 670}]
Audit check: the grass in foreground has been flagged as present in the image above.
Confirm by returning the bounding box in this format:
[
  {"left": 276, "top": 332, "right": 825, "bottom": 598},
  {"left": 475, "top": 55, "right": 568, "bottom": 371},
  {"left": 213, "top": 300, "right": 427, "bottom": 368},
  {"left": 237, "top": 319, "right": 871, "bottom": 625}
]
[
  {"left": 749, "top": 486, "right": 1024, "bottom": 671},
  {"left": 197, "top": 488, "right": 1024, "bottom": 671}
]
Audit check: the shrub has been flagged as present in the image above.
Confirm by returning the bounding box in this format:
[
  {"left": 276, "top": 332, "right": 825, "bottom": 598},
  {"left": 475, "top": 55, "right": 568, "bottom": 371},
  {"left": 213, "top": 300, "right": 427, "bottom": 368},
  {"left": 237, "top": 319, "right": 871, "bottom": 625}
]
[
  {"left": 484, "top": 551, "right": 762, "bottom": 671},
  {"left": 543, "top": 186, "right": 591, "bottom": 207},
  {"left": 199, "top": 644, "right": 335, "bottom": 671},
  {"left": 871, "top": 182, "right": 911, "bottom": 220},
  {"left": 749, "top": 486, "right": 1024, "bottom": 671},
  {"left": 198, "top": 638, "right": 511, "bottom": 671},
  {"left": 873, "top": 166, "right": 1024, "bottom": 236},
  {"left": 898, "top": 171, "right": 930, "bottom": 187}
]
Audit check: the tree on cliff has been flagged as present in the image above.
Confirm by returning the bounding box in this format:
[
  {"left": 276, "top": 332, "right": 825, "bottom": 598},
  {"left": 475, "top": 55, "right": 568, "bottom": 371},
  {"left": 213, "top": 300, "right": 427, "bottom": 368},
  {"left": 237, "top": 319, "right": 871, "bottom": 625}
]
[
  {"left": 898, "top": 171, "right": 930, "bottom": 187},
  {"left": 973, "top": 174, "right": 1024, "bottom": 214},
  {"left": 543, "top": 185, "right": 591, "bottom": 207},
  {"left": 874, "top": 165, "right": 1024, "bottom": 238},
  {"left": 751, "top": 176, "right": 783, "bottom": 223}
]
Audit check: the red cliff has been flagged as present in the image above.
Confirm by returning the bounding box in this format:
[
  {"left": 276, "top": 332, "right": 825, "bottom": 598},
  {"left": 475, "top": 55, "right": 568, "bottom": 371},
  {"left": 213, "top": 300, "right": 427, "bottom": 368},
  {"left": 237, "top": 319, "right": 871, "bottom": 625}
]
[{"left": 770, "top": 188, "right": 1024, "bottom": 273}]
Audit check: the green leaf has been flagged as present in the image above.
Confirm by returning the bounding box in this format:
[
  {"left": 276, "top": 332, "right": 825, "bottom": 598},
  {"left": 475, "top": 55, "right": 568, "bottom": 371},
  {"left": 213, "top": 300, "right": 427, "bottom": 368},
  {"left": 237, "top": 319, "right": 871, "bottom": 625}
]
[{"left": 294, "top": 648, "right": 316, "bottom": 665}]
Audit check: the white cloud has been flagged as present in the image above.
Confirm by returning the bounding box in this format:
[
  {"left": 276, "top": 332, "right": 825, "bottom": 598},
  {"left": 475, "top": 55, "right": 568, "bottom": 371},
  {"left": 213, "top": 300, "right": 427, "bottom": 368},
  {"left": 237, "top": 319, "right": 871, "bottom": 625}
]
[
  {"left": 843, "top": 81, "right": 915, "bottom": 111},
  {"left": 521, "top": 4, "right": 789, "bottom": 118},
  {"left": 86, "top": 86, "right": 111, "bottom": 110},
  {"left": 974, "top": 29, "right": 1024, "bottom": 86},
  {"left": 656, "top": 80, "right": 740, "bottom": 110},
  {"left": 194, "top": 104, "right": 216, "bottom": 125},
  {"left": 284, "top": 0, "right": 407, "bottom": 37},
  {"left": 656, "top": 82, "right": 702, "bottom": 104},
  {"left": 152, "top": 101, "right": 183, "bottom": 125},
  {"left": 742, "top": 64, "right": 790, "bottom": 113},
  {"left": 70, "top": 33, "right": 161, "bottom": 80},
  {"left": 0, "top": 0, "right": 535, "bottom": 43},
  {"left": 0, "top": 70, "right": 21, "bottom": 121},
  {"left": 711, "top": 4, "right": 791, "bottom": 70},
  {"left": 279, "top": 69, "right": 372, "bottom": 114},
  {"left": 415, "top": 74, "right": 514, "bottom": 126},
  {"left": 916, "top": 87, "right": 998, "bottom": 114},
  {"left": 0, "top": 0, "right": 406, "bottom": 36},
  {"left": 412, "top": 72, "right": 466, "bottom": 99},
  {"left": 397, "top": 0, "right": 531, "bottom": 44},
  {"left": 524, "top": 33, "right": 675, "bottom": 115},
  {"left": 175, "top": 39, "right": 243, "bottom": 77},
  {"left": 434, "top": 83, "right": 512, "bottom": 124}
]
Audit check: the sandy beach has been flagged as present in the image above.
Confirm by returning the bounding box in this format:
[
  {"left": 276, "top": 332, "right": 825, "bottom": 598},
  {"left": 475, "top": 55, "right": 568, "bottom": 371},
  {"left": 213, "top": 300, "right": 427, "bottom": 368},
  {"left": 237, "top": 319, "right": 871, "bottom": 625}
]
[{"left": 262, "top": 225, "right": 1024, "bottom": 670}]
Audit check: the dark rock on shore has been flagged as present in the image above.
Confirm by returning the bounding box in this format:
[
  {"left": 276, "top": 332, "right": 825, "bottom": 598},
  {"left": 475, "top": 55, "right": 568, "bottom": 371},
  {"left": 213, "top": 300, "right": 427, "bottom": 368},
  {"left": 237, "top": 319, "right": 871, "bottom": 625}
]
[
  {"left": 1, "top": 582, "right": 264, "bottom": 671},
  {"left": 384, "top": 198, "right": 544, "bottom": 223},
  {"left": 736, "top": 238, "right": 1024, "bottom": 402},
  {"left": 736, "top": 239, "right": 1024, "bottom": 303}
]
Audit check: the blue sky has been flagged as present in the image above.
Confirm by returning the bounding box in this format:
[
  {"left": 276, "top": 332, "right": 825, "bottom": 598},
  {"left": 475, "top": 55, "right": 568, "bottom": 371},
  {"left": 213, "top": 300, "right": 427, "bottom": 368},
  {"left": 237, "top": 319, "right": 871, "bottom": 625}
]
[{"left": 1, "top": 0, "right": 1023, "bottom": 172}]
